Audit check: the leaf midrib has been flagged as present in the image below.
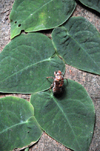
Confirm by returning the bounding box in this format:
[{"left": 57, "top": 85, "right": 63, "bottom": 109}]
[
  {"left": 53, "top": 95, "right": 82, "bottom": 151},
  {"left": 65, "top": 27, "right": 99, "bottom": 70},
  {"left": 21, "top": 0, "right": 53, "bottom": 24},
  {"left": 0, "top": 116, "right": 33, "bottom": 135},
  {"left": 0, "top": 58, "right": 51, "bottom": 83}
]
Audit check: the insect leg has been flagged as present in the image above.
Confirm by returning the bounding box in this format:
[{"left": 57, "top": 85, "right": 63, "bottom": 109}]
[
  {"left": 46, "top": 76, "right": 54, "bottom": 84},
  {"left": 46, "top": 76, "right": 54, "bottom": 79},
  {"left": 49, "top": 84, "right": 53, "bottom": 90}
]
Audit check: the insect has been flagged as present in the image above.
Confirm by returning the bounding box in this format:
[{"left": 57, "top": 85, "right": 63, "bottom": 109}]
[{"left": 46, "top": 70, "right": 64, "bottom": 94}]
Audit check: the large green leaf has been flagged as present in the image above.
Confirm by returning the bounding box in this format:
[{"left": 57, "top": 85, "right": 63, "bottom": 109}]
[
  {"left": 52, "top": 16, "right": 100, "bottom": 75},
  {"left": 0, "top": 96, "right": 42, "bottom": 151},
  {"left": 78, "top": 0, "right": 100, "bottom": 13},
  {"left": 0, "top": 33, "right": 65, "bottom": 93},
  {"left": 10, "top": 0, "right": 76, "bottom": 39},
  {"left": 31, "top": 79, "right": 95, "bottom": 151}
]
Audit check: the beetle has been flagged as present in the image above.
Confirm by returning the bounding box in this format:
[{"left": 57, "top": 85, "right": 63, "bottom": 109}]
[{"left": 46, "top": 70, "right": 64, "bottom": 94}]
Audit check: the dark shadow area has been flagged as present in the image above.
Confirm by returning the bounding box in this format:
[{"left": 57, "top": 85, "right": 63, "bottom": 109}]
[
  {"left": 75, "top": 0, "right": 100, "bottom": 17},
  {"left": 53, "top": 80, "right": 68, "bottom": 100}
]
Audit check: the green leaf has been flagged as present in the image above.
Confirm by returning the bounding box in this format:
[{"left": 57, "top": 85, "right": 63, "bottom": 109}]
[
  {"left": 31, "top": 79, "right": 95, "bottom": 151},
  {"left": 52, "top": 16, "right": 100, "bottom": 75},
  {"left": 0, "top": 96, "right": 42, "bottom": 151},
  {"left": 10, "top": 0, "right": 76, "bottom": 39},
  {"left": 0, "top": 33, "right": 65, "bottom": 94},
  {"left": 78, "top": 0, "right": 100, "bottom": 13}
]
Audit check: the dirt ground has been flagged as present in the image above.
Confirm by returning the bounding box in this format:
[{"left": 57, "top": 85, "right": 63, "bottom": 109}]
[{"left": 0, "top": 0, "right": 100, "bottom": 151}]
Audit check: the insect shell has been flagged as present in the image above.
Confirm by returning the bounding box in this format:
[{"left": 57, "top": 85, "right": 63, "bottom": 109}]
[{"left": 47, "top": 70, "right": 64, "bottom": 94}]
